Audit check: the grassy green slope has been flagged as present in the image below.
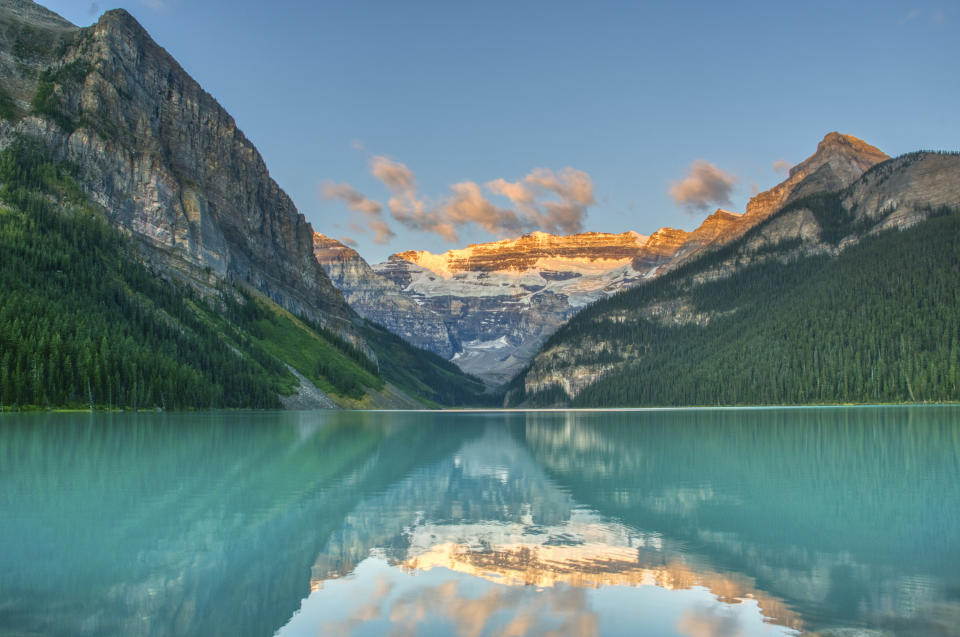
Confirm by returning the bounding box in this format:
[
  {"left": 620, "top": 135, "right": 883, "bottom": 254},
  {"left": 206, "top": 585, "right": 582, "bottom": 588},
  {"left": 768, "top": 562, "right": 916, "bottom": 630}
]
[{"left": 514, "top": 207, "right": 960, "bottom": 407}]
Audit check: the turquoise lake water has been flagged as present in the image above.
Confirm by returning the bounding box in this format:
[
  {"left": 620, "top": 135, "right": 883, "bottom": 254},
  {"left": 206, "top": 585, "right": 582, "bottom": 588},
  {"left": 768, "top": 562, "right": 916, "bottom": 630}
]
[{"left": 1, "top": 407, "right": 958, "bottom": 636}]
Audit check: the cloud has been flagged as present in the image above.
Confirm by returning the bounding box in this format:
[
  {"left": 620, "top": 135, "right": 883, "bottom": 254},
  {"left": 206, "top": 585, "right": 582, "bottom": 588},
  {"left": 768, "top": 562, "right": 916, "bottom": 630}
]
[
  {"left": 87, "top": 2, "right": 100, "bottom": 16},
  {"left": 488, "top": 167, "right": 595, "bottom": 236},
  {"left": 321, "top": 181, "right": 396, "bottom": 244},
  {"left": 339, "top": 236, "right": 358, "bottom": 248},
  {"left": 140, "top": 0, "right": 168, "bottom": 10},
  {"left": 772, "top": 159, "right": 793, "bottom": 174},
  {"left": 676, "top": 605, "right": 743, "bottom": 637},
  {"left": 669, "top": 160, "right": 737, "bottom": 214},
  {"left": 383, "top": 580, "right": 597, "bottom": 637},
  {"left": 380, "top": 161, "right": 593, "bottom": 242},
  {"left": 322, "top": 182, "right": 382, "bottom": 216},
  {"left": 367, "top": 218, "right": 396, "bottom": 244},
  {"left": 337, "top": 155, "right": 595, "bottom": 243},
  {"left": 371, "top": 155, "right": 417, "bottom": 193},
  {"left": 368, "top": 155, "right": 448, "bottom": 237}
]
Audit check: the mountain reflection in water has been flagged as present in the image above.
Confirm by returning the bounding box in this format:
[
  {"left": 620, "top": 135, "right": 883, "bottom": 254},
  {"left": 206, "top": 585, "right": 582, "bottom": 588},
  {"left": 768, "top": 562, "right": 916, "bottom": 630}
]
[{"left": 1, "top": 407, "right": 958, "bottom": 637}]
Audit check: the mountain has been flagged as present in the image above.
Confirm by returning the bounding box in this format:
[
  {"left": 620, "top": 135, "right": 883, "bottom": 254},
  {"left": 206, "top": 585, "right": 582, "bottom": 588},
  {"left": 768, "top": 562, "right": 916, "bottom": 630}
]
[
  {"left": 509, "top": 147, "right": 960, "bottom": 406},
  {"left": 312, "top": 233, "right": 457, "bottom": 357},
  {"left": 1, "top": 1, "right": 351, "bottom": 323},
  {"left": 319, "top": 133, "right": 889, "bottom": 385},
  {"left": 371, "top": 231, "right": 654, "bottom": 384},
  {"left": 0, "top": 0, "right": 490, "bottom": 409}
]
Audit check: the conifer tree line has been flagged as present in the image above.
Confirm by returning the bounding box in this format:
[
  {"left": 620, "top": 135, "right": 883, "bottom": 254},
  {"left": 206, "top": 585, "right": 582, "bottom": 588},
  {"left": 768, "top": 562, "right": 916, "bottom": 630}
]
[
  {"left": 513, "top": 203, "right": 960, "bottom": 407},
  {"left": 0, "top": 141, "right": 288, "bottom": 409}
]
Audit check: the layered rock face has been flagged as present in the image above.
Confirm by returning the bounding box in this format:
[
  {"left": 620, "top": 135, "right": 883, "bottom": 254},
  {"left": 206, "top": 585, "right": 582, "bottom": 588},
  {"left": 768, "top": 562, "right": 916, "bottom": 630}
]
[
  {"left": 370, "top": 232, "right": 656, "bottom": 383},
  {"left": 0, "top": 1, "right": 350, "bottom": 324},
  {"left": 312, "top": 233, "right": 456, "bottom": 357},
  {"left": 395, "top": 230, "right": 650, "bottom": 273}
]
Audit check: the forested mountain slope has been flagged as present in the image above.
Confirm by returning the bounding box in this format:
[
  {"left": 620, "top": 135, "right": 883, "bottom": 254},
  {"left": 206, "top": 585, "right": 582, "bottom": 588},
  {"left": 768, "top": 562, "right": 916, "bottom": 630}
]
[
  {"left": 0, "top": 0, "right": 490, "bottom": 409},
  {"left": 509, "top": 151, "right": 960, "bottom": 407}
]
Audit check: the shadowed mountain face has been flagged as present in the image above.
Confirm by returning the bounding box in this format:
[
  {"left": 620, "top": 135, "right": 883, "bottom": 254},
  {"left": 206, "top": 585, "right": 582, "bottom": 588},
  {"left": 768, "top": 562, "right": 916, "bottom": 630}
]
[
  {"left": 0, "top": 0, "right": 349, "bottom": 324},
  {"left": 314, "top": 134, "right": 891, "bottom": 385},
  {"left": 2, "top": 408, "right": 958, "bottom": 637}
]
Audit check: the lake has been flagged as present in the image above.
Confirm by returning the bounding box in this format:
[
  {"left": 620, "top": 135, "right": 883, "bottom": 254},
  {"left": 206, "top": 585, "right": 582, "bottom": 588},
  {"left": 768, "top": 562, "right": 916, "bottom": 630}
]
[{"left": 1, "top": 407, "right": 958, "bottom": 636}]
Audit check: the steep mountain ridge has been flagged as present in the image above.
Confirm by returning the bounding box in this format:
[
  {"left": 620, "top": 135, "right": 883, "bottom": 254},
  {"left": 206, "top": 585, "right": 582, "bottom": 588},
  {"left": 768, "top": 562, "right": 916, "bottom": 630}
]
[
  {"left": 0, "top": 1, "right": 349, "bottom": 324},
  {"left": 744, "top": 132, "right": 889, "bottom": 221},
  {"left": 513, "top": 149, "right": 960, "bottom": 406}
]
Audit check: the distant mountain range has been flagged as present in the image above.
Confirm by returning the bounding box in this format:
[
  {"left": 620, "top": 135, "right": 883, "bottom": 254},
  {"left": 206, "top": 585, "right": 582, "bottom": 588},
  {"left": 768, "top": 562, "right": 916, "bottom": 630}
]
[
  {"left": 314, "top": 132, "right": 910, "bottom": 385},
  {"left": 1, "top": 0, "right": 957, "bottom": 408}
]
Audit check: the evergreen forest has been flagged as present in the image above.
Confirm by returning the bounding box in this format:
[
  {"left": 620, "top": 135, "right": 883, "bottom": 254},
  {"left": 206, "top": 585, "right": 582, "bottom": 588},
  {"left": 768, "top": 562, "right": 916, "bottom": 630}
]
[{"left": 512, "top": 205, "right": 960, "bottom": 407}]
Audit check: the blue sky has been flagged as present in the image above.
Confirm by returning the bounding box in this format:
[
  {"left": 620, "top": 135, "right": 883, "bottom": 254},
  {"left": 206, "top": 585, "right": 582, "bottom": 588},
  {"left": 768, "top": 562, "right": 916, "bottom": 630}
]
[{"left": 42, "top": 0, "right": 959, "bottom": 263}]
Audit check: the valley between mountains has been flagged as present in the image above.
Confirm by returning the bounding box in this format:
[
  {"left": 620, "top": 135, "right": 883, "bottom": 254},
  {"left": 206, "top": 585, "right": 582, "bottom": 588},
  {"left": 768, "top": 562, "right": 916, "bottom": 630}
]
[{"left": 1, "top": 0, "right": 958, "bottom": 409}]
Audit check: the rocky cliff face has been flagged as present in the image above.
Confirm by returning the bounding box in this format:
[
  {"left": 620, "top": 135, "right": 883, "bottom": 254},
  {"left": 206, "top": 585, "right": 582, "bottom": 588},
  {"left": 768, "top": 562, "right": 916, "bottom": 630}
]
[
  {"left": 396, "top": 230, "right": 650, "bottom": 273},
  {"left": 368, "top": 232, "right": 652, "bottom": 383},
  {"left": 312, "top": 233, "right": 456, "bottom": 357},
  {"left": 0, "top": 1, "right": 350, "bottom": 324},
  {"left": 745, "top": 132, "right": 889, "bottom": 221}
]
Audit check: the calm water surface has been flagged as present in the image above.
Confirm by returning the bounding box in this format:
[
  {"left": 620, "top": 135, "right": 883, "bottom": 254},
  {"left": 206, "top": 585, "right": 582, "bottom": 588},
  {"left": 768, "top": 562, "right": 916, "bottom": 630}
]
[{"left": 1, "top": 407, "right": 958, "bottom": 636}]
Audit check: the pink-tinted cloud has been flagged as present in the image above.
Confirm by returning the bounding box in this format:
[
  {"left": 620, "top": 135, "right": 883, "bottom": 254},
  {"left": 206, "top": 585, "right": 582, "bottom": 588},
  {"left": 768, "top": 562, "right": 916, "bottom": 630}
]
[
  {"left": 338, "top": 236, "right": 359, "bottom": 248},
  {"left": 371, "top": 156, "right": 416, "bottom": 193},
  {"left": 322, "top": 182, "right": 382, "bottom": 216},
  {"left": 772, "top": 159, "right": 793, "bottom": 174},
  {"left": 368, "top": 218, "right": 396, "bottom": 244},
  {"left": 337, "top": 155, "right": 596, "bottom": 243},
  {"left": 321, "top": 181, "right": 396, "bottom": 244},
  {"left": 486, "top": 167, "right": 594, "bottom": 236},
  {"left": 669, "top": 160, "right": 738, "bottom": 214}
]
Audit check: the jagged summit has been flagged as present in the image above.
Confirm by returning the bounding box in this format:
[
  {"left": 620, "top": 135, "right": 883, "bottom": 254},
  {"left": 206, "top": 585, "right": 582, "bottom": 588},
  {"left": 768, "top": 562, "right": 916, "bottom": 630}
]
[
  {"left": 788, "top": 132, "right": 890, "bottom": 183},
  {"left": 95, "top": 8, "right": 153, "bottom": 38},
  {"left": 805, "top": 132, "right": 888, "bottom": 168},
  {"left": 744, "top": 132, "right": 889, "bottom": 222}
]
